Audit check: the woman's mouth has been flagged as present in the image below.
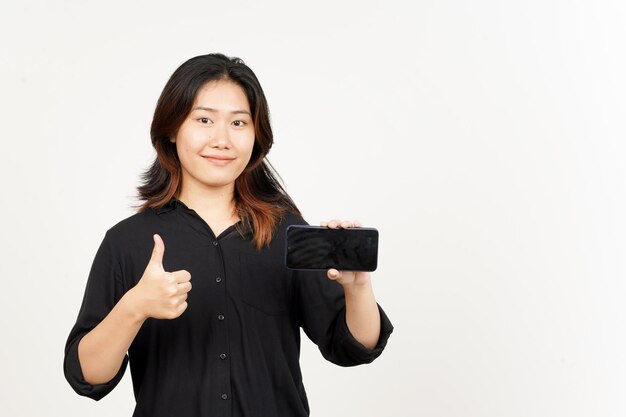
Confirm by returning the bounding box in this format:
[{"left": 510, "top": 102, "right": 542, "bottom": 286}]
[{"left": 202, "top": 155, "right": 235, "bottom": 166}]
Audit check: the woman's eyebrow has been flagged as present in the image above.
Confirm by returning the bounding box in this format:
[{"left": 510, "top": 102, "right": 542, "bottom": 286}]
[{"left": 193, "top": 106, "right": 251, "bottom": 116}]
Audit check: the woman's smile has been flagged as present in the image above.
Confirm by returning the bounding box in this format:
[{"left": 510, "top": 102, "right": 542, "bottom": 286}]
[{"left": 202, "top": 155, "right": 236, "bottom": 166}]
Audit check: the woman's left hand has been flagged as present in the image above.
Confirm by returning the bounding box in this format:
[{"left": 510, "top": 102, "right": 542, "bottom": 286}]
[{"left": 320, "top": 219, "right": 372, "bottom": 289}]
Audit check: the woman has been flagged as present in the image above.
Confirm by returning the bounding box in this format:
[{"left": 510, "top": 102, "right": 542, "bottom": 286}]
[{"left": 63, "top": 53, "right": 393, "bottom": 417}]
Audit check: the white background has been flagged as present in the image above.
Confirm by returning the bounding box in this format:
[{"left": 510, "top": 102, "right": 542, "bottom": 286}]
[{"left": 1, "top": 1, "right": 625, "bottom": 416}]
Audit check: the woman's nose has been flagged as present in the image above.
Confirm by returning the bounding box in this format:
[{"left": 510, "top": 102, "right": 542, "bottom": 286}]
[{"left": 208, "top": 123, "right": 231, "bottom": 148}]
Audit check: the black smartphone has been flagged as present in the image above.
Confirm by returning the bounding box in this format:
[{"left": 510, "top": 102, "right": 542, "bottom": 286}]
[{"left": 285, "top": 225, "right": 379, "bottom": 272}]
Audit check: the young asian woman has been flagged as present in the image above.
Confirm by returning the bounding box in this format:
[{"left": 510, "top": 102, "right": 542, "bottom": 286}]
[{"left": 63, "top": 52, "right": 394, "bottom": 417}]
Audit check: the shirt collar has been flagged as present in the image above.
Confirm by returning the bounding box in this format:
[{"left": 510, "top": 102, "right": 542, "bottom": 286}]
[
  {"left": 153, "top": 196, "right": 254, "bottom": 237},
  {"left": 154, "top": 196, "right": 182, "bottom": 215}
]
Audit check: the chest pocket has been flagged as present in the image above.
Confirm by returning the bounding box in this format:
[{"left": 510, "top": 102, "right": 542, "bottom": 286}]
[{"left": 239, "top": 251, "right": 292, "bottom": 316}]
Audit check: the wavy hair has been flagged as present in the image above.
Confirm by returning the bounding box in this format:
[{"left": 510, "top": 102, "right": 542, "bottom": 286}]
[{"left": 133, "top": 53, "right": 300, "bottom": 249}]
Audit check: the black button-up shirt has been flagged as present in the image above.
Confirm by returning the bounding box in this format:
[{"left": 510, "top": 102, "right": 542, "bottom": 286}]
[{"left": 63, "top": 196, "right": 394, "bottom": 417}]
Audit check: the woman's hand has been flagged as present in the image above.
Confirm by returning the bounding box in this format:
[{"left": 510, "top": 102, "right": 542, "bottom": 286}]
[
  {"left": 320, "top": 218, "right": 380, "bottom": 348},
  {"left": 127, "top": 234, "right": 192, "bottom": 321},
  {"left": 320, "top": 219, "right": 372, "bottom": 289}
]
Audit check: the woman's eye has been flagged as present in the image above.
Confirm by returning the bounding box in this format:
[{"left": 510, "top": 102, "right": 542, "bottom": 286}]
[
  {"left": 232, "top": 120, "right": 247, "bottom": 127},
  {"left": 198, "top": 117, "right": 211, "bottom": 124}
]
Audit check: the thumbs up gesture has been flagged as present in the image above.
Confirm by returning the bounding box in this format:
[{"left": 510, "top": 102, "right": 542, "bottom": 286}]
[{"left": 128, "top": 234, "right": 192, "bottom": 320}]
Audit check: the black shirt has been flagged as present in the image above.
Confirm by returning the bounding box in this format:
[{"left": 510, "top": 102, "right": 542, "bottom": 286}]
[{"left": 63, "top": 196, "right": 394, "bottom": 417}]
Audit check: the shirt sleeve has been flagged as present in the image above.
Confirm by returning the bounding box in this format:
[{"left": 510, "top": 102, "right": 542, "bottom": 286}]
[
  {"left": 293, "top": 268, "right": 394, "bottom": 367},
  {"left": 63, "top": 229, "right": 129, "bottom": 400}
]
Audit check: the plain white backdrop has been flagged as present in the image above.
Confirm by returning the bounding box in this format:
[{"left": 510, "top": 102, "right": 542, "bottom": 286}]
[{"left": 1, "top": 1, "right": 625, "bottom": 416}]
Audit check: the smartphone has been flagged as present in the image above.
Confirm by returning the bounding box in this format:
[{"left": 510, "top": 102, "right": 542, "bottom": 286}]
[{"left": 285, "top": 225, "right": 379, "bottom": 272}]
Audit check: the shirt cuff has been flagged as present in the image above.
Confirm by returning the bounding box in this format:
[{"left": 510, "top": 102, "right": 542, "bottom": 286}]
[
  {"left": 335, "top": 303, "right": 394, "bottom": 366},
  {"left": 63, "top": 333, "right": 129, "bottom": 401}
]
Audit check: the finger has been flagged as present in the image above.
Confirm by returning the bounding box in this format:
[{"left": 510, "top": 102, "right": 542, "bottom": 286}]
[
  {"left": 149, "top": 234, "right": 165, "bottom": 270},
  {"left": 176, "top": 301, "right": 189, "bottom": 316},
  {"left": 172, "top": 294, "right": 188, "bottom": 310},
  {"left": 354, "top": 220, "right": 362, "bottom": 228},
  {"left": 177, "top": 281, "right": 192, "bottom": 294},
  {"left": 327, "top": 219, "right": 341, "bottom": 228},
  {"left": 339, "top": 220, "right": 353, "bottom": 229},
  {"left": 327, "top": 268, "right": 342, "bottom": 280},
  {"left": 172, "top": 269, "right": 192, "bottom": 283}
]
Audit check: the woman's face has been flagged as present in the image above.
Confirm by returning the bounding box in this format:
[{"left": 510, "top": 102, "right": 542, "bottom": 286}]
[{"left": 171, "top": 79, "right": 255, "bottom": 192}]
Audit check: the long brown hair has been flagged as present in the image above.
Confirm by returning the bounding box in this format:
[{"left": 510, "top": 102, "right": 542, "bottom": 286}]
[{"left": 133, "top": 53, "right": 300, "bottom": 249}]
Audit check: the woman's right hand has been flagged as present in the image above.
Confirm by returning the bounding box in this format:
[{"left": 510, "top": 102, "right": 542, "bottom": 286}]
[{"left": 127, "top": 234, "right": 192, "bottom": 320}]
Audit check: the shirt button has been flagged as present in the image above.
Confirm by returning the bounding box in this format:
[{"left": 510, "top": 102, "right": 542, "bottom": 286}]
[
  {"left": 213, "top": 240, "right": 219, "bottom": 246},
  {"left": 219, "top": 353, "right": 227, "bottom": 360},
  {"left": 217, "top": 314, "right": 225, "bottom": 321},
  {"left": 215, "top": 276, "right": 222, "bottom": 283},
  {"left": 221, "top": 393, "right": 228, "bottom": 400}
]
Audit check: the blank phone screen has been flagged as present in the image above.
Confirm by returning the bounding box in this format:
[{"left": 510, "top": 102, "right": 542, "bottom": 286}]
[{"left": 285, "top": 226, "right": 378, "bottom": 271}]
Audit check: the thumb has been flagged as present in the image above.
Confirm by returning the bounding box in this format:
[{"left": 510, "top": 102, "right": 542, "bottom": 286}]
[
  {"left": 327, "top": 269, "right": 342, "bottom": 281},
  {"left": 149, "top": 233, "right": 165, "bottom": 270}
]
